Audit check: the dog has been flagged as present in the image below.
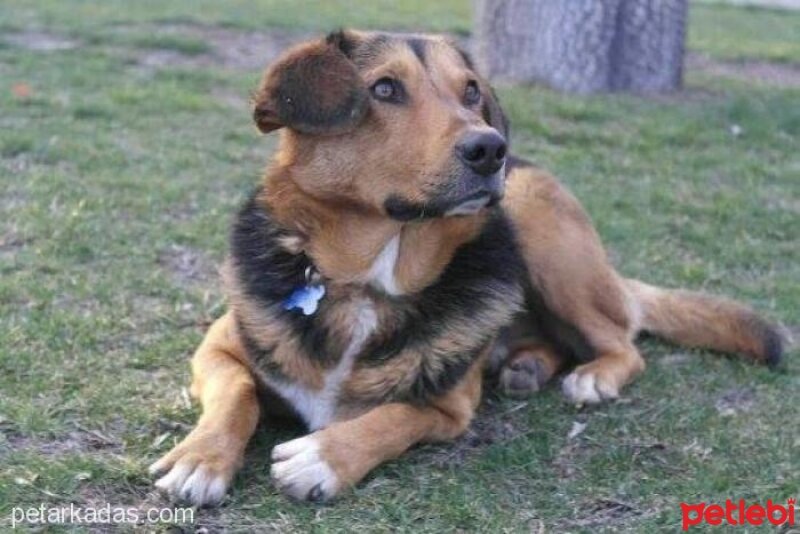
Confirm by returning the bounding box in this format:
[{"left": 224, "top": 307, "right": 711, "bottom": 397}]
[{"left": 149, "top": 30, "right": 784, "bottom": 506}]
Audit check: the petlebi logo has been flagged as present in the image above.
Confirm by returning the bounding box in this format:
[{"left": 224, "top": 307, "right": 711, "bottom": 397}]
[{"left": 681, "top": 498, "right": 796, "bottom": 530}]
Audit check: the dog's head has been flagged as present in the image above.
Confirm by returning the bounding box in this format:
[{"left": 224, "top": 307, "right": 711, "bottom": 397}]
[{"left": 253, "top": 30, "right": 509, "bottom": 220}]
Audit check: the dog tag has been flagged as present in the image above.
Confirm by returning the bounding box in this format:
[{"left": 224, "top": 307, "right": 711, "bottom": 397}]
[{"left": 283, "top": 284, "right": 326, "bottom": 316}]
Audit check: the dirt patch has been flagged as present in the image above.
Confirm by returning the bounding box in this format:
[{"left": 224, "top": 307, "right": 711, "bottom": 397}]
[
  {"left": 157, "top": 244, "right": 218, "bottom": 288},
  {"left": 0, "top": 227, "right": 31, "bottom": 258},
  {"left": 715, "top": 387, "right": 756, "bottom": 416},
  {"left": 129, "top": 294, "right": 173, "bottom": 320},
  {"left": 570, "top": 498, "right": 644, "bottom": 527},
  {"left": 658, "top": 352, "right": 692, "bottom": 366},
  {"left": 192, "top": 509, "right": 296, "bottom": 533},
  {"left": 131, "top": 24, "right": 311, "bottom": 71},
  {"left": 50, "top": 293, "right": 104, "bottom": 319},
  {"left": 687, "top": 52, "right": 800, "bottom": 88},
  {"left": 211, "top": 87, "right": 250, "bottom": 111},
  {"left": 557, "top": 496, "right": 662, "bottom": 531},
  {"left": 418, "top": 396, "right": 527, "bottom": 468},
  {"left": 787, "top": 325, "right": 799, "bottom": 348},
  {"left": 0, "top": 234, "right": 27, "bottom": 249},
  {"left": 762, "top": 182, "right": 800, "bottom": 217},
  {"left": 552, "top": 430, "right": 596, "bottom": 480},
  {"left": 3, "top": 31, "right": 79, "bottom": 51},
  {"left": 1, "top": 154, "right": 32, "bottom": 176},
  {"left": 1, "top": 428, "right": 123, "bottom": 459}
]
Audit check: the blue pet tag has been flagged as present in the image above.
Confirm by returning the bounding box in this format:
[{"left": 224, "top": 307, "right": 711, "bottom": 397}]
[
  {"left": 283, "top": 284, "right": 326, "bottom": 316},
  {"left": 283, "top": 266, "right": 326, "bottom": 316}
]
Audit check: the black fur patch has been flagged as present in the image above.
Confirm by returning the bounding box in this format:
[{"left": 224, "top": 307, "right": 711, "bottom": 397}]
[
  {"left": 482, "top": 86, "right": 510, "bottom": 141},
  {"left": 326, "top": 30, "right": 355, "bottom": 57},
  {"left": 523, "top": 288, "right": 596, "bottom": 363},
  {"left": 761, "top": 324, "right": 784, "bottom": 369},
  {"left": 230, "top": 192, "right": 335, "bottom": 364},
  {"left": 456, "top": 47, "right": 475, "bottom": 70},
  {"left": 229, "top": 188, "right": 525, "bottom": 404},
  {"left": 407, "top": 37, "right": 427, "bottom": 66},
  {"left": 384, "top": 194, "right": 447, "bottom": 221}
]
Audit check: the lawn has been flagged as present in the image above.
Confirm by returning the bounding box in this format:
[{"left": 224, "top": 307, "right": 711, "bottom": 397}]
[{"left": 1, "top": 1, "right": 798, "bottom": 532}]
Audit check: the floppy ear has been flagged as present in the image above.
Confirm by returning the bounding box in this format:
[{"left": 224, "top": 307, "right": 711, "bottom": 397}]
[{"left": 252, "top": 32, "right": 369, "bottom": 135}]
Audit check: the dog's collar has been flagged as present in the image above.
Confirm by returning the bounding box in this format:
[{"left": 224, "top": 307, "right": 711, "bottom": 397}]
[{"left": 283, "top": 262, "right": 326, "bottom": 316}]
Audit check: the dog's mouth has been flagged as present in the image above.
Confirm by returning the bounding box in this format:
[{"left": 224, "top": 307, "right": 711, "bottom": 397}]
[
  {"left": 443, "top": 191, "right": 494, "bottom": 216},
  {"left": 384, "top": 172, "right": 504, "bottom": 222}
]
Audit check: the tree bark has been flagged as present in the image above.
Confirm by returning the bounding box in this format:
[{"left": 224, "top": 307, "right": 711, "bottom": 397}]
[{"left": 474, "top": 0, "right": 687, "bottom": 94}]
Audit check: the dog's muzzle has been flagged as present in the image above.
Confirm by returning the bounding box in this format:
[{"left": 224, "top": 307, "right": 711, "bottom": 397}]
[
  {"left": 443, "top": 167, "right": 505, "bottom": 216},
  {"left": 384, "top": 165, "right": 505, "bottom": 221}
]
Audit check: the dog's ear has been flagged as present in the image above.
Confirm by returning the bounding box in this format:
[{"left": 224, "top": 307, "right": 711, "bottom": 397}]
[
  {"left": 252, "top": 31, "right": 369, "bottom": 135},
  {"left": 454, "top": 46, "right": 510, "bottom": 142}
]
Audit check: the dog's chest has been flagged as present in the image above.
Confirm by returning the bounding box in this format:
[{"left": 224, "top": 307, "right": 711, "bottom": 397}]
[{"left": 264, "top": 296, "right": 378, "bottom": 430}]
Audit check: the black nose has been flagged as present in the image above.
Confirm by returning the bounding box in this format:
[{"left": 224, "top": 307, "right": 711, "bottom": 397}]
[{"left": 456, "top": 131, "right": 507, "bottom": 176}]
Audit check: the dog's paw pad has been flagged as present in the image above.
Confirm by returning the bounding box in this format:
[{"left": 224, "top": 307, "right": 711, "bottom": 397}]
[
  {"left": 499, "top": 352, "right": 549, "bottom": 398},
  {"left": 271, "top": 434, "right": 341, "bottom": 502}
]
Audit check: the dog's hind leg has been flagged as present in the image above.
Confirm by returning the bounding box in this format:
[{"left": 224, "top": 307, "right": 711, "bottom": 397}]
[
  {"left": 503, "top": 162, "right": 645, "bottom": 405},
  {"left": 149, "top": 312, "right": 260, "bottom": 506},
  {"left": 561, "top": 341, "right": 645, "bottom": 406}
]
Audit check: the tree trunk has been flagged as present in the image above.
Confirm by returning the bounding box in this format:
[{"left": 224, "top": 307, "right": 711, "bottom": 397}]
[{"left": 473, "top": 0, "right": 688, "bottom": 94}]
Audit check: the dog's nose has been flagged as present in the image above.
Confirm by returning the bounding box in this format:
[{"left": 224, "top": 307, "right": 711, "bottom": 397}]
[{"left": 456, "top": 131, "right": 507, "bottom": 176}]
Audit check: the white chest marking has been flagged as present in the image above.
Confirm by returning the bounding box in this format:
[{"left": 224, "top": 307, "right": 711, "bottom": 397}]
[
  {"left": 366, "top": 235, "right": 400, "bottom": 295},
  {"left": 265, "top": 299, "right": 377, "bottom": 430}
]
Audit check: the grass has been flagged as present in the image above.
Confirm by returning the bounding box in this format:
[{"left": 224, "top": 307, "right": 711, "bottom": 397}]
[
  {"left": 690, "top": 2, "right": 800, "bottom": 62},
  {"left": 1, "top": 1, "right": 798, "bottom": 532}
]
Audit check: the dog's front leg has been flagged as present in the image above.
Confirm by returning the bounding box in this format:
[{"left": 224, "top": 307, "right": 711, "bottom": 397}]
[
  {"left": 150, "top": 312, "right": 259, "bottom": 506},
  {"left": 270, "top": 359, "right": 483, "bottom": 502}
]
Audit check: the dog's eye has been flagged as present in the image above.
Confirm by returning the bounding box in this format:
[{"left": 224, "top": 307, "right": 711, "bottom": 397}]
[
  {"left": 371, "top": 77, "right": 404, "bottom": 103},
  {"left": 464, "top": 80, "right": 481, "bottom": 106}
]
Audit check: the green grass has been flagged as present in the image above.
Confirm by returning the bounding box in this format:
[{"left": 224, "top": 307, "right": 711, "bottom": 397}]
[
  {"left": 4, "top": 1, "right": 800, "bottom": 61},
  {"left": 1, "top": 1, "right": 798, "bottom": 532},
  {"left": 690, "top": 2, "right": 800, "bottom": 62},
  {"left": 0, "top": 0, "right": 472, "bottom": 35}
]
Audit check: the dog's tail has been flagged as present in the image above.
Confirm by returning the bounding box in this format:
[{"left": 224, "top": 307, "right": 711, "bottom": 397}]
[{"left": 625, "top": 279, "right": 785, "bottom": 367}]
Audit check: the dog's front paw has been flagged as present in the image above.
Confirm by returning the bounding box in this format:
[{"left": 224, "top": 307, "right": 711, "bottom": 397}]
[
  {"left": 270, "top": 433, "right": 342, "bottom": 502},
  {"left": 561, "top": 362, "right": 620, "bottom": 406},
  {"left": 149, "top": 429, "right": 240, "bottom": 507}
]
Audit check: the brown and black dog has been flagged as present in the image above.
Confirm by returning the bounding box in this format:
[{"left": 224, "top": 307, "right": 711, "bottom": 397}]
[{"left": 149, "top": 30, "right": 784, "bottom": 505}]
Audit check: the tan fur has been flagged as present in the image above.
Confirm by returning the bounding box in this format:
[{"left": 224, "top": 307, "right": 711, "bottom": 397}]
[
  {"left": 502, "top": 165, "right": 779, "bottom": 402},
  {"left": 502, "top": 166, "right": 646, "bottom": 399},
  {"left": 149, "top": 313, "right": 260, "bottom": 503},
  {"left": 628, "top": 279, "right": 784, "bottom": 364},
  {"left": 393, "top": 215, "right": 486, "bottom": 293},
  {"left": 320, "top": 352, "right": 484, "bottom": 489}
]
